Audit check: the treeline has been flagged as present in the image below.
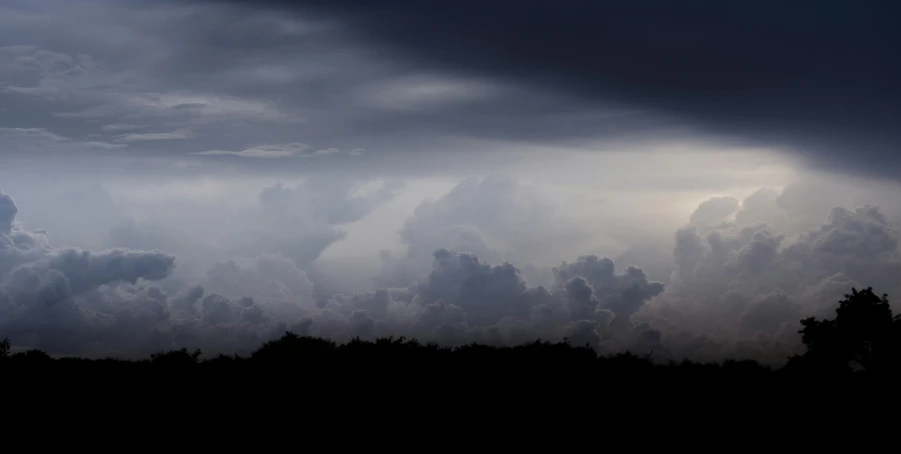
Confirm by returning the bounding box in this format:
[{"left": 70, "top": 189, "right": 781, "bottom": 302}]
[
  {"left": 2, "top": 287, "right": 901, "bottom": 377},
  {"left": 0, "top": 333, "right": 769, "bottom": 374}
]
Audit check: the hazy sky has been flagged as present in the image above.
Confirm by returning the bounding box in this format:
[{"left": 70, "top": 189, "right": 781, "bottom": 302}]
[{"left": 1, "top": 0, "right": 899, "bottom": 364}]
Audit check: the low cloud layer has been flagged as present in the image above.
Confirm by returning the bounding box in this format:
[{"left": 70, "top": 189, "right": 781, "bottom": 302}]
[{"left": 5, "top": 171, "right": 901, "bottom": 367}]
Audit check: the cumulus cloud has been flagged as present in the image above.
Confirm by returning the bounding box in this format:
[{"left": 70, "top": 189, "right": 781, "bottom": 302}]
[
  {"left": 2, "top": 182, "right": 410, "bottom": 355},
  {"left": 311, "top": 248, "right": 665, "bottom": 354},
  {"left": 373, "top": 175, "right": 597, "bottom": 289},
  {"left": 0, "top": 191, "right": 17, "bottom": 233},
  {"left": 689, "top": 196, "right": 740, "bottom": 228},
  {"left": 0, "top": 191, "right": 179, "bottom": 354},
  {"left": 4, "top": 182, "right": 674, "bottom": 359},
  {"left": 553, "top": 255, "right": 664, "bottom": 325},
  {"left": 105, "top": 175, "right": 404, "bottom": 278},
  {"left": 634, "top": 183, "right": 901, "bottom": 365},
  {"left": 0, "top": 188, "right": 327, "bottom": 357},
  {"left": 412, "top": 249, "right": 532, "bottom": 326},
  {"left": 5, "top": 172, "right": 901, "bottom": 368}
]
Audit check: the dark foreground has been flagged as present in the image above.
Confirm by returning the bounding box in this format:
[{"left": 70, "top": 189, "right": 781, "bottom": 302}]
[
  {"left": 2, "top": 331, "right": 898, "bottom": 380},
  {"left": 7, "top": 288, "right": 899, "bottom": 439},
  {"left": 5, "top": 286, "right": 901, "bottom": 413},
  {"left": 3, "top": 331, "right": 894, "bottom": 437}
]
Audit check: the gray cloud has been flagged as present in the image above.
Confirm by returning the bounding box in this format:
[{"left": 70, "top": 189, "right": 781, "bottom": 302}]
[
  {"left": 0, "top": 0, "right": 710, "bottom": 179},
  {"left": 314, "top": 246, "right": 666, "bottom": 355},
  {"left": 212, "top": 0, "right": 901, "bottom": 181},
  {"left": 103, "top": 175, "right": 404, "bottom": 282},
  {"left": 7, "top": 1, "right": 901, "bottom": 367},
  {"left": 4, "top": 184, "right": 659, "bottom": 357},
  {"left": 553, "top": 255, "right": 664, "bottom": 326},
  {"left": 2, "top": 0, "right": 897, "bottom": 190},
  {"left": 0, "top": 191, "right": 178, "bottom": 354},
  {"left": 191, "top": 143, "right": 312, "bottom": 158},
  {"left": 115, "top": 128, "right": 195, "bottom": 142},
  {"left": 4, "top": 171, "right": 901, "bottom": 367},
  {"left": 45, "top": 248, "right": 175, "bottom": 295},
  {"left": 635, "top": 183, "right": 901, "bottom": 365},
  {"left": 0, "top": 191, "right": 17, "bottom": 233},
  {"left": 0, "top": 187, "right": 322, "bottom": 356},
  {"left": 689, "top": 197, "right": 740, "bottom": 228},
  {"left": 373, "top": 175, "right": 599, "bottom": 289}
]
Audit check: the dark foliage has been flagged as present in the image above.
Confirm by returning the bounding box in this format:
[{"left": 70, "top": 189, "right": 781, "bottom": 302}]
[{"left": 785, "top": 287, "right": 901, "bottom": 374}]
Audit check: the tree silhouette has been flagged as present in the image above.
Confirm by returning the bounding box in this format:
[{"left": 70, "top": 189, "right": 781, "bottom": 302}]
[
  {"left": 149, "top": 348, "right": 203, "bottom": 367},
  {"left": 250, "top": 331, "right": 337, "bottom": 365},
  {"left": 0, "top": 337, "right": 9, "bottom": 361},
  {"left": 790, "top": 287, "right": 901, "bottom": 373}
]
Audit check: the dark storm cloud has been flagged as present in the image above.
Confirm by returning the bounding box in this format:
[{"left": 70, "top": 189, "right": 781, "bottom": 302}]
[
  {"left": 552, "top": 255, "right": 665, "bottom": 323},
  {"left": 2, "top": 0, "right": 681, "bottom": 180},
  {"left": 212, "top": 0, "right": 901, "bottom": 179}
]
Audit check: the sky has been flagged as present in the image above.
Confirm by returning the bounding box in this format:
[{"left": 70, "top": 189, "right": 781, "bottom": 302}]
[{"left": 1, "top": 0, "right": 900, "bottom": 364}]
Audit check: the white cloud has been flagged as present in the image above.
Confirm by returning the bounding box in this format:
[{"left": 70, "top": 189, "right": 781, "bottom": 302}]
[
  {"left": 0, "top": 127, "right": 124, "bottom": 151},
  {"left": 192, "top": 142, "right": 312, "bottom": 158},
  {"left": 121, "top": 92, "right": 297, "bottom": 124},
  {"left": 116, "top": 128, "right": 195, "bottom": 142},
  {"left": 101, "top": 123, "right": 147, "bottom": 132},
  {"left": 191, "top": 145, "right": 356, "bottom": 159},
  {"left": 0, "top": 127, "right": 69, "bottom": 142},
  {"left": 306, "top": 148, "right": 340, "bottom": 157},
  {"left": 362, "top": 75, "right": 501, "bottom": 112},
  {"left": 83, "top": 141, "right": 127, "bottom": 150}
]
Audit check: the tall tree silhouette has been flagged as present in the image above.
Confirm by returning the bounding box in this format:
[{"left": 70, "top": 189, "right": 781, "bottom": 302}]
[
  {"left": 790, "top": 287, "right": 901, "bottom": 373},
  {"left": 0, "top": 337, "right": 9, "bottom": 361}
]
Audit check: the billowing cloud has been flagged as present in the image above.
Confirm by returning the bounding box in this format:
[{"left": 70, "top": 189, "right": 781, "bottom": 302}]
[
  {"left": 553, "top": 255, "right": 664, "bottom": 325},
  {"left": 0, "top": 192, "right": 178, "bottom": 354},
  {"left": 313, "top": 247, "right": 665, "bottom": 355},
  {"left": 0, "top": 188, "right": 324, "bottom": 357},
  {"left": 373, "top": 175, "right": 598, "bottom": 288},
  {"left": 634, "top": 184, "right": 901, "bottom": 365},
  {"left": 0, "top": 191, "right": 17, "bottom": 233},
  {"left": 5, "top": 172, "right": 901, "bottom": 368},
  {"left": 3, "top": 187, "right": 662, "bottom": 357},
  {"left": 689, "top": 196, "right": 740, "bottom": 228},
  {"left": 104, "top": 175, "right": 404, "bottom": 278}
]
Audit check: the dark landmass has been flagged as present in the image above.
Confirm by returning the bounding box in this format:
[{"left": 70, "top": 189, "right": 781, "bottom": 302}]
[{"left": 5, "top": 290, "right": 897, "bottom": 427}]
